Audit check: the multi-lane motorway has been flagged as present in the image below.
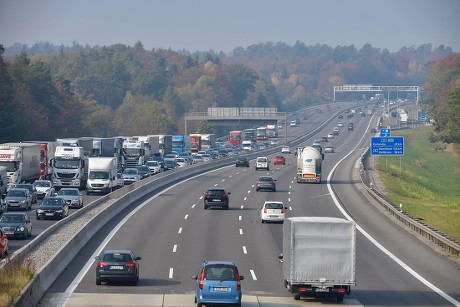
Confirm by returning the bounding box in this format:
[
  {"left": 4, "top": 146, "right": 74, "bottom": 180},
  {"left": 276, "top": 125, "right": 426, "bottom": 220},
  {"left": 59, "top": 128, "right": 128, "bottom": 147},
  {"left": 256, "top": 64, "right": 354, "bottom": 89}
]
[{"left": 13, "top": 103, "right": 460, "bottom": 306}]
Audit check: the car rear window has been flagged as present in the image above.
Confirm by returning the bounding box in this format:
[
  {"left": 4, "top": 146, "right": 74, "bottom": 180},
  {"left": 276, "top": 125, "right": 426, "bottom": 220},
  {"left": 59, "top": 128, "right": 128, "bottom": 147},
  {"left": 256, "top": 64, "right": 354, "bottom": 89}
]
[
  {"left": 265, "top": 202, "right": 283, "bottom": 209},
  {"left": 207, "top": 189, "right": 225, "bottom": 195},
  {"left": 102, "top": 253, "right": 132, "bottom": 262},
  {"left": 259, "top": 177, "right": 273, "bottom": 182},
  {"left": 204, "top": 265, "right": 236, "bottom": 280},
  {"left": 257, "top": 158, "right": 267, "bottom": 162}
]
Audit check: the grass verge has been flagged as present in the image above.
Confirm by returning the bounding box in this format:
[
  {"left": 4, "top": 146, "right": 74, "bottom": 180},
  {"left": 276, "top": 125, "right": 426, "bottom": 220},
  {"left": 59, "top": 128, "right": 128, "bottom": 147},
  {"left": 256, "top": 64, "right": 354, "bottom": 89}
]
[
  {"left": 375, "top": 126, "right": 460, "bottom": 242},
  {"left": 0, "top": 257, "right": 35, "bottom": 307}
]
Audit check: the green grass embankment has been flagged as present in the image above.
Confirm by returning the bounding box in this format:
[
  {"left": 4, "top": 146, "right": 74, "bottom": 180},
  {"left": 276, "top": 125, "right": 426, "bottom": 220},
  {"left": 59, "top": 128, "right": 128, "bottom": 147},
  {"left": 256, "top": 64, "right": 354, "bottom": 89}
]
[{"left": 375, "top": 126, "right": 460, "bottom": 242}]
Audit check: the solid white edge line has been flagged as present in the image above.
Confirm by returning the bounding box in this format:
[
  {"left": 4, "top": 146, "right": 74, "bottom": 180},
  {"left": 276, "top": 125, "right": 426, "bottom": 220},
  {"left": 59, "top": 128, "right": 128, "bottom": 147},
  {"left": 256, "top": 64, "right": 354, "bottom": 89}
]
[{"left": 326, "top": 117, "right": 460, "bottom": 306}]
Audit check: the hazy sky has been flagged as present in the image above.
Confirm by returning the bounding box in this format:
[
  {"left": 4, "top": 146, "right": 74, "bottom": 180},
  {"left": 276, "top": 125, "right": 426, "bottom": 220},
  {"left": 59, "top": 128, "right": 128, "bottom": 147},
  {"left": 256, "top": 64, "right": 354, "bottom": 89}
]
[{"left": 1, "top": 0, "right": 459, "bottom": 52}]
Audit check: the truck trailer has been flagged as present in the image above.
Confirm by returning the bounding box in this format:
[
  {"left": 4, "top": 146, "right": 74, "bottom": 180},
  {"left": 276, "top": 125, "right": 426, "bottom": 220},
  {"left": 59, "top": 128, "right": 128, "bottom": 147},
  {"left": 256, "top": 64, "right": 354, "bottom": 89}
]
[
  {"left": 280, "top": 217, "right": 356, "bottom": 302},
  {"left": 86, "top": 157, "right": 118, "bottom": 195},
  {"left": 0, "top": 143, "right": 41, "bottom": 190},
  {"left": 296, "top": 146, "right": 323, "bottom": 183}
]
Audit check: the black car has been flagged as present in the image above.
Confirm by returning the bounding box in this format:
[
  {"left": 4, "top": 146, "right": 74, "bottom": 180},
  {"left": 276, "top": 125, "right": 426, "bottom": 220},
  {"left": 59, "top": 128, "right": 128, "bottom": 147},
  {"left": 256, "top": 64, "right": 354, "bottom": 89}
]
[
  {"left": 163, "top": 160, "right": 178, "bottom": 171},
  {"left": 95, "top": 249, "right": 141, "bottom": 285},
  {"left": 204, "top": 188, "right": 231, "bottom": 210},
  {"left": 320, "top": 136, "right": 328, "bottom": 142},
  {"left": 36, "top": 197, "right": 69, "bottom": 220},
  {"left": 0, "top": 212, "right": 32, "bottom": 239},
  {"left": 235, "top": 157, "right": 249, "bottom": 167},
  {"left": 338, "top": 114, "right": 343, "bottom": 119},
  {"left": 348, "top": 123, "right": 354, "bottom": 131}
]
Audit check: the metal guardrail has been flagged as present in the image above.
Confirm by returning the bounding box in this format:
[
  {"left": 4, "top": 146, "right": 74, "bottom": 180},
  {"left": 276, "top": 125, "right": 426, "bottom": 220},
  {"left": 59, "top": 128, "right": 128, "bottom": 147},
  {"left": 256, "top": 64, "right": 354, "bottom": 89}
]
[{"left": 359, "top": 147, "right": 460, "bottom": 256}]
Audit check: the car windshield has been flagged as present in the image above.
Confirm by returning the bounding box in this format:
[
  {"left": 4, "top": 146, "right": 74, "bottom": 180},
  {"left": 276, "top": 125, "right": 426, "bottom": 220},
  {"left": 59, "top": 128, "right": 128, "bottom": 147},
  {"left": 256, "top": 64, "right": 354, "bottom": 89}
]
[
  {"left": 58, "top": 189, "right": 79, "bottom": 196},
  {"left": 138, "top": 167, "right": 149, "bottom": 172},
  {"left": 146, "top": 161, "right": 158, "bottom": 166},
  {"left": 265, "top": 202, "right": 283, "bottom": 209},
  {"left": 41, "top": 198, "right": 64, "bottom": 206},
  {"left": 0, "top": 214, "right": 25, "bottom": 223},
  {"left": 7, "top": 190, "right": 26, "bottom": 197},
  {"left": 102, "top": 252, "right": 132, "bottom": 262},
  {"left": 34, "top": 181, "right": 51, "bottom": 187},
  {"left": 259, "top": 177, "right": 273, "bottom": 182},
  {"left": 15, "top": 185, "right": 33, "bottom": 191},
  {"left": 257, "top": 158, "right": 267, "bottom": 162},
  {"left": 204, "top": 265, "right": 236, "bottom": 281}
]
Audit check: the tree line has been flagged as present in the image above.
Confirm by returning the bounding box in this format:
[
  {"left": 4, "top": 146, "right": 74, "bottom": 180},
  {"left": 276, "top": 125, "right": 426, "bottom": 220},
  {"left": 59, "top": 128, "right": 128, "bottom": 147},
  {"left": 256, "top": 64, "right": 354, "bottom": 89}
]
[{"left": 0, "top": 41, "right": 458, "bottom": 143}]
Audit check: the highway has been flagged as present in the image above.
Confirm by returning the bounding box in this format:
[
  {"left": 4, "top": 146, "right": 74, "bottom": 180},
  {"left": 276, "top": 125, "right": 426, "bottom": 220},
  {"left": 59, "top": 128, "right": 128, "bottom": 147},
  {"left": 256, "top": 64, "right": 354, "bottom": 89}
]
[{"left": 13, "top": 103, "right": 460, "bottom": 306}]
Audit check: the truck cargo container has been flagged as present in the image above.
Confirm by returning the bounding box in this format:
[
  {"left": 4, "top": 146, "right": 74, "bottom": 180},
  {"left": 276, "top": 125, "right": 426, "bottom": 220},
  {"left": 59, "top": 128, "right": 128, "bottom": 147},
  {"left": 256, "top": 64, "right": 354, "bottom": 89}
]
[
  {"left": 92, "top": 138, "right": 115, "bottom": 157},
  {"left": 0, "top": 143, "right": 40, "bottom": 190},
  {"left": 280, "top": 217, "right": 356, "bottom": 302},
  {"left": 229, "top": 131, "right": 243, "bottom": 147},
  {"left": 296, "top": 146, "right": 323, "bottom": 183},
  {"left": 200, "top": 134, "right": 216, "bottom": 151},
  {"left": 171, "top": 135, "right": 191, "bottom": 154},
  {"left": 190, "top": 134, "right": 202, "bottom": 153},
  {"left": 24, "top": 141, "right": 57, "bottom": 180}
]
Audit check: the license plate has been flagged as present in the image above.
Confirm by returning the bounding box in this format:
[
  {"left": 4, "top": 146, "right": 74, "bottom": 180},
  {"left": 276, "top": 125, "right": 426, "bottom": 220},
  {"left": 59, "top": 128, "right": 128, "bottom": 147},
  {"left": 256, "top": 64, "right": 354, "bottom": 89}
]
[
  {"left": 5, "top": 232, "right": 14, "bottom": 235},
  {"left": 110, "top": 265, "right": 124, "bottom": 270},
  {"left": 9, "top": 204, "right": 18, "bottom": 206},
  {"left": 213, "top": 287, "right": 228, "bottom": 292},
  {"left": 269, "top": 215, "right": 278, "bottom": 218},
  {"left": 45, "top": 213, "right": 54, "bottom": 216},
  {"left": 315, "top": 288, "right": 329, "bottom": 292},
  {"left": 212, "top": 199, "right": 221, "bottom": 202}
]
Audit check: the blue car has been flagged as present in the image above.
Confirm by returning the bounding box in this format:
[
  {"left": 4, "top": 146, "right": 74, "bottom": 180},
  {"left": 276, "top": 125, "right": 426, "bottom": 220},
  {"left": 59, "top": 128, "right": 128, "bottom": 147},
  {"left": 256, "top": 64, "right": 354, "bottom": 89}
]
[{"left": 192, "top": 261, "right": 244, "bottom": 307}]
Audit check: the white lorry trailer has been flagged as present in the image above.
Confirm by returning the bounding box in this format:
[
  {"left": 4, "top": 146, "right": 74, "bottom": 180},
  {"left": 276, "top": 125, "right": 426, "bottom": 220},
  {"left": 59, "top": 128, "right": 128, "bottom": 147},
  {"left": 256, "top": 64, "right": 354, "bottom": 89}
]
[
  {"left": 0, "top": 143, "right": 41, "bottom": 190},
  {"left": 296, "top": 146, "right": 323, "bottom": 183},
  {"left": 51, "top": 146, "right": 86, "bottom": 190},
  {"left": 92, "top": 138, "right": 115, "bottom": 157},
  {"left": 86, "top": 157, "right": 118, "bottom": 195},
  {"left": 280, "top": 217, "right": 356, "bottom": 302}
]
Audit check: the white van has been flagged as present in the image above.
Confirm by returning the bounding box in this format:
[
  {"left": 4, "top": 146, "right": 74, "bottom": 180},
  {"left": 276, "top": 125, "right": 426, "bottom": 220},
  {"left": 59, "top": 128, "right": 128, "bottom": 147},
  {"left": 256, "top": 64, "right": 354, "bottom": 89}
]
[{"left": 255, "top": 156, "right": 270, "bottom": 171}]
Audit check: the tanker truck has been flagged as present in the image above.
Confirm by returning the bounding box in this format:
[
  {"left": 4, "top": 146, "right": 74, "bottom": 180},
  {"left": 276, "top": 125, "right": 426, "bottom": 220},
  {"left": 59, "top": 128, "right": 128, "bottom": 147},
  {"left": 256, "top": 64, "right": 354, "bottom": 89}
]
[
  {"left": 296, "top": 146, "right": 323, "bottom": 183},
  {"left": 0, "top": 143, "right": 41, "bottom": 190}
]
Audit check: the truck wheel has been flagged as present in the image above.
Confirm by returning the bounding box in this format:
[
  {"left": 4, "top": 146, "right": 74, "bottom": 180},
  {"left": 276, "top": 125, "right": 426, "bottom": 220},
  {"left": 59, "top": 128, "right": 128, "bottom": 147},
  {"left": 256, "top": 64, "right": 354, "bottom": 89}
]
[
  {"left": 96, "top": 277, "right": 101, "bottom": 285},
  {"left": 336, "top": 294, "right": 344, "bottom": 302}
]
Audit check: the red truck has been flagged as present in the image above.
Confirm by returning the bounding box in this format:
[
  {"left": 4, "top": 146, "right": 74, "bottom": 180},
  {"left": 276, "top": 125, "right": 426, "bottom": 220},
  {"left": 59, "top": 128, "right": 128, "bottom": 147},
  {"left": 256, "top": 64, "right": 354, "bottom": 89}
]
[
  {"left": 190, "top": 134, "right": 202, "bottom": 153},
  {"left": 229, "top": 131, "right": 243, "bottom": 147},
  {"left": 24, "top": 141, "right": 57, "bottom": 179}
]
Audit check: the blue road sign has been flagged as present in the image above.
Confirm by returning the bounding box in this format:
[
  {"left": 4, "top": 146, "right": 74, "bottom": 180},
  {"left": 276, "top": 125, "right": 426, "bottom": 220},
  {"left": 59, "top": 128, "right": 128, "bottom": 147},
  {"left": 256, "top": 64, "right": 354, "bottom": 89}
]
[
  {"left": 380, "top": 128, "right": 391, "bottom": 137},
  {"left": 420, "top": 115, "right": 427, "bottom": 121},
  {"left": 371, "top": 136, "right": 404, "bottom": 156}
]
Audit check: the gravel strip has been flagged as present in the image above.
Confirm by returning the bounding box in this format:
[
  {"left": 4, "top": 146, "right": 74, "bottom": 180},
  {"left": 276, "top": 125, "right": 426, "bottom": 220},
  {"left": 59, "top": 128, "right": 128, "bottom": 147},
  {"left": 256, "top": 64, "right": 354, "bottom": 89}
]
[{"left": 27, "top": 198, "right": 118, "bottom": 271}]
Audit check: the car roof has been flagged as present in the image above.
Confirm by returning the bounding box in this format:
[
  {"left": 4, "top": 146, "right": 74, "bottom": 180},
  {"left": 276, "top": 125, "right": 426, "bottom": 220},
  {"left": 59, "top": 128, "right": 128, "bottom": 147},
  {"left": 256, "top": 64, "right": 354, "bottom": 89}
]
[
  {"left": 103, "top": 249, "right": 133, "bottom": 254},
  {"left": 263, "top": 201, "right": 284, "bottom": 205},
  {"left": 203, "top": 260, "right": 236, "bottom": 266},
  {"left": 207, "top": 187, "right": 225, "bottom": 191},
  {"left": 258, "top": 176, "right": 273, "bottom": 180}
]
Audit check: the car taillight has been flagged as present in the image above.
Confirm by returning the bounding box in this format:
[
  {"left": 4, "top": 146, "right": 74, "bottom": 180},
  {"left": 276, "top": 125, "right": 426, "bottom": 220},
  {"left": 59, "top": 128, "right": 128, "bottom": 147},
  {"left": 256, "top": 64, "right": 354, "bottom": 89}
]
[
  {"left": 281, "top": 207, "right": 285, "bottom": 213},
  {"left": 125, "top": 262, "right": 136, "bottom": 268},
  {"left": 199, "top": 271, "right": 204, "bottom": 290},
  {"left": 236, "top": 273, "right": 241, "bottom": 291},
  {"left": 222, "top": 194, "right": 228, "bottom": 197},
  {"left": 264, "top": 208, "right": 267, "bottom": 213},
  {"left": 270, "top": 182, "right": 275, "bottom": 185},
  {"left": 257, "top": 182, "right": 261, "bottom": 185},
  {"left": 97, "top": 261, "right": 107, "bottom": 268},
  {"left": 205, "top": 193, "right": 210, "bottom": 198}
]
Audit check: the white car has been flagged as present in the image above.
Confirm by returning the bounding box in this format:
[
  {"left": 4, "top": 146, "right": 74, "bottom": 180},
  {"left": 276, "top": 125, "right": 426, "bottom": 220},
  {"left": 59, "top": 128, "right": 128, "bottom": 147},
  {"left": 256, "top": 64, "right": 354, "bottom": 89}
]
[
  {"left": 338, "top": 122, "right": 344, "bottom": 127},
  {"left": 145, "top": 161, "right": 162, "bottom": 174},
  {"left": 33, "top": 180, "right": 55, "bottom": 199},
  {"left": 192, "top": 155, "right": 203, "bottom": 164},
  {"left": 255, "top": 156, "right": 269, "bottom": 171},
  {"left": 261, "top": 201, "right": 286, "bottom": 223},
  {"left": 270, "top": 139, "right": 279, "bottom": 146},
  {"left": 281, "top": 146, "right": 290, "bottom": 154},
  {"left": 175, "top": 158, "right": 188, "bottom": 167},
  {"left": 201, "top": 154, "right": 212, "bottom": 161},
  {"left": 327, "top": 133, "right": 334, "bottom": 139}
]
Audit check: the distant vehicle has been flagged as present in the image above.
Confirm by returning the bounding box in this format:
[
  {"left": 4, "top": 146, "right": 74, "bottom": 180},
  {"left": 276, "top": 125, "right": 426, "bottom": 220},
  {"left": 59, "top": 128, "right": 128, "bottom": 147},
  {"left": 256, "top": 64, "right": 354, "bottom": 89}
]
[
  {"left": 235, "top": 157, "right": 250, "bottom": 167},
  {"left": 203, "top": 187, "right": 230, "bottom": 210},
  {"left": 338, "top": 122, "right": 344, "bottom": 127},
  {"left": 201, "top": 154, "right": 212, "bottom": 161},
  {"left": 256, "top": 176, "right": 276, "bottom": 192},
  {"left": 281, "top": 146, "right": 291, "bottom": 154},
  {"left": 56, "top": 188, "right": 83, "bottom": 209},
  {"left": 95, "top": 249, "right": 141, "bottom": 285},
  {"left": 290, "top": 120, "right": 297, "bottom": 127},
  {"left": 327, "top": 133, "right": 334, "bottom": 139},
  {"left": 36, "top": 197, "right": 69, "bottom": 220},
  {"left": 175, "top": 158, "right": 188, "bottom": 168},
  {"left": 255, "top": 157, "right": 269, "bottom": 171},
  {"left": 320, "top": 136, "right": 328, "bottom": 142},
  {"left": 192, "top": 155, "right": 204, "bottom": 164},
  {"left": 0, "top": 212, "right": 32, "bottom": 239},
  {"left": 370, "top": 128, "right": 377, "bottom": 133},
  {"left": 145, "top": 160, "right": 162, "bottom": 174},
  {"left": 14, "top": 183, "right": 37, "bottom": 204},
  {"left": 116, "top": 173, "right": 124, "bottom": 189},
  {"left": 0, "top": 199, "right": 6, "bottom": 215},
  {"left": 4, "top": 188, "right": 32, "bottom": 211},
  {"left": 192, "top": 261, "right": 244, "bottom": 307},
  {"left": 333, "top": 127, "right": 339, "bottom": 135},
  {"left": 137, "top": 165, "right": 151, "bottom": 179},
  {"left": 261, "top": 201, "right": 286, "bottom": 223},
  {"left": 217, "top": 149, "right": 229, "bottom": 158},
  {"left": 122, "top": 168, "right": 141, "bottom": 184},
  {"left": 163, "top": 160, "right": 178, "bottom": 171},
  {"left": 0, "top": 228, "right": 8, "bottom": 257},
  {"left": 296, "top": 146, "right": 323, "bottom": 183},
  {"left": 270, "top": 139, "right": 279, "bottom": 146},
  {"left": 338, "top": 114, "right": 343, "bottom": 119},
  {"left": 348, "top": 123, "right": 354, "bottom": 131},
  {"left": 324, "top": 145, "right": 335, "bottom": 153},
  {"left": 33, "top": 180, "right": 55, "bottom": 199},
  {"left": 273, "top": 156, "right": 286, "bottom": 165}
]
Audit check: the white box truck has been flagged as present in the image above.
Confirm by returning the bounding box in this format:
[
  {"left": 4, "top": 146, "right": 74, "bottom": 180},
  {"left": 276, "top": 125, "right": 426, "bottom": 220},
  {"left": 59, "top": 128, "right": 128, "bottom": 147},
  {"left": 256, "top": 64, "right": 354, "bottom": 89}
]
[
  {"left": 280, "top": 217, "right": 356, "bottom": 302},
  {"left": 86, "top": 157, "right": 118, "bottom": 195},
  {"left": 0, "top": 143, "right": 41, "bottom": 190}
]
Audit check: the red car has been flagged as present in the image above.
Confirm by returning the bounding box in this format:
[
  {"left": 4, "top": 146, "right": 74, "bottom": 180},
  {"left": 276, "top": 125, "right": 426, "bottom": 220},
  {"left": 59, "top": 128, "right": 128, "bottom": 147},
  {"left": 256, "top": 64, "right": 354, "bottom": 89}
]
[
  {"left": 0, "top": 227, "right": 8, "bottom": 258},
  {"left": 273, "top": 156, "right": 286, "bottom": 165}
]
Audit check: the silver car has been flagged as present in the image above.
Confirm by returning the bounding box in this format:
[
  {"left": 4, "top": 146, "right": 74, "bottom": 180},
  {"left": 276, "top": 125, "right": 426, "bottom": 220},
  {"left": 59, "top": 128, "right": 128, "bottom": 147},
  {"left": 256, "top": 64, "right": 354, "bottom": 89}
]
[
  {"left": 33, "top": 180, "right": 55, "bottom": 199},
  {"left": 56, "top": 188, "right": 83, "bottom": 208},
  {"left": 4, "top": 188, "right": 32, "bottom": 211}
]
